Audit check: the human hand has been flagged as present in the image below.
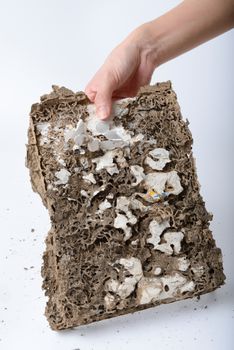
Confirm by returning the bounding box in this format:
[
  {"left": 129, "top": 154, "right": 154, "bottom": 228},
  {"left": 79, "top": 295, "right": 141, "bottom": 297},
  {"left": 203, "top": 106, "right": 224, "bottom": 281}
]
[
  {"left": 85, "top": 0, "right": 234, "bottom": 120},
  {"left": 85, "top": 25, "right": 157, "bottom": 120}
]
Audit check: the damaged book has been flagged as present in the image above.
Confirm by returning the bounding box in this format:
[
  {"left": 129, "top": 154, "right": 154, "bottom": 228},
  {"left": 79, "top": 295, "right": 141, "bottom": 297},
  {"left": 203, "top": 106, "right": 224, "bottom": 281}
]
[{"left": 26, "top": 81, "right": 225, "bottom": 330}]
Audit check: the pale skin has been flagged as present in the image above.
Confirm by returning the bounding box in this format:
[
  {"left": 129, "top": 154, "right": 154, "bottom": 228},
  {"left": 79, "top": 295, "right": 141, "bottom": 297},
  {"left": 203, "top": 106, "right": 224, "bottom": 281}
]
[{"left": 85, "top": 0, "right": 234, "bottom": 120}]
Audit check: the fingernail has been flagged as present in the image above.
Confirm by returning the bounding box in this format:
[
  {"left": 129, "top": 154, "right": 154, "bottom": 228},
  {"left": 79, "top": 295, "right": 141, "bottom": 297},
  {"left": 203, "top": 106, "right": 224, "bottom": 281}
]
[{"left": 97, "top": 106, "right": 108, "bottom": 120}]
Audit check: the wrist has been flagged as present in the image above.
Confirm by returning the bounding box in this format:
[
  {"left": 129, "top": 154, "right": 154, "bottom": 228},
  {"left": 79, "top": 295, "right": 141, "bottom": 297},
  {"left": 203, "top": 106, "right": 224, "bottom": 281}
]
[{"left": 128, "top": 22, "right": 164, "bottom": 69}]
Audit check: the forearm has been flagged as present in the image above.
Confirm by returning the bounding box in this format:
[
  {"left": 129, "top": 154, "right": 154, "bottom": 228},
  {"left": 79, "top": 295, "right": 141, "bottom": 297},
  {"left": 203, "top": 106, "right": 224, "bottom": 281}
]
[
  {"left": 85, "top": 0, "right": 234, "bottom": 119},
  {"left": 133, "top": 0, "right": 234, "bottom": 67}
]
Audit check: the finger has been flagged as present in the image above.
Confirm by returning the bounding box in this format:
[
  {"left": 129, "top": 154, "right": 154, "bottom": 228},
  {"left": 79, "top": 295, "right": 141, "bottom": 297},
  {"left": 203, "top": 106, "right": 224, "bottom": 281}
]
[
  {"left": 84, "top": 87, "right": 97, "bottom": 102},
  {"left": 95, "top": 87, "right": 113, "bottom": 120},
  {"left": 94, "top": 73, "right": 117, "bottom": 120}
]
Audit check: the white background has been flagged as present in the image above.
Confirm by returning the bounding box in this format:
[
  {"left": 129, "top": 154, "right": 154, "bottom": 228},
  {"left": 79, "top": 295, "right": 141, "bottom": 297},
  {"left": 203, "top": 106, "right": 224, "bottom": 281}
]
[{"left": 0, "top": 1, "right": 233, "bottom": 349}]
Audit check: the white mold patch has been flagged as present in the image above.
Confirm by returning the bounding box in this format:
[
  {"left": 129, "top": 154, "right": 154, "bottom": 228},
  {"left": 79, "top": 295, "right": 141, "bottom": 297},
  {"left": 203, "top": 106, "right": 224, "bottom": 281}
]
[
  {"left": 147, "top": 219, "right": 184, "bottom": 255},
  {"left": 54, "top": 168, "right": 71, "bottom": 185},
  {"left": 144, "top": 170, "right": 183, "bottom": 196},
  {"left": 145, "top": 148, "right": 171, "bottom": 170}
]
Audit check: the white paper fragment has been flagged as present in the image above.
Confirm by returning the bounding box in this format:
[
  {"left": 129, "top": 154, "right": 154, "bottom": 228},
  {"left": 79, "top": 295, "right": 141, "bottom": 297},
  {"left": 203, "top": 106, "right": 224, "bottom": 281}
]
[
  {"left": 116, "top": 196, "right": 129, "bottom": 212},
  {"left": 54, "top": 168, "right": 71, "bottom": 185},
  {"left": 36, "top": 122, "right": 50, "bottom": 145},
  {"left": 86, "top": 104, "right": 133, "bottom": 144},
  {"left": 86, "top": 104, "right": 113, "bottom": 136},
  {"left": 104, "top": 293, "right": 115, "bottom": 309},
  {"left": 86, "top": 103, "right": 143, "bottom": 155},
  {"left": 47, "top": 183, "right": 57, "bottom": 191},
  {"left": 180, "top": 281, "right": 195, "bottom": 293},
  {"left": 144, "top": 170, "right": 183, "bottom": 195},
  {"left": 64, "top": 119, "right": 86, "bottom": 148},
  {"left": 130, "top": 198, "right": 149, "bottom": 212},
  {"left": 130, "top": 133, "right": 145, "bottom": 144},
  {"left": 92, "top": 185, "right": 106, "bottom": 198},
  {"left": 191, "top": 266, "right": 204, "bottom": 277},
  {"left": 145, "top": 148, "right": 171, "bottom": 170},
  {"left": 131, "top": 239, "right": 139, "bottom": 246},
  {"left": 105, "top": 255, "right": 195, "bottom": 305},
  {"left": 137, "top": 273, "right": 195, "bottom": 305},
  {"left": 114, "top": 197, "right": 137, "bottom": 240},
  {"left": 106, "top": 257, "right": 143, "bottom": 299},
  {"left": 137, "top": 277, "right": 163, "bottom": 304},
  {"left": 153, "top": 267, "right": 162, "bottom": 276},
  {"left": 130, "top": 165, "right": 146, "bottom": 186},
  {"left": 87, "top": 138, "right": 100, "bottom": 152},
  {"left": 36, "top": 122, "right": 50, "bottom": 135},
  {"left": 100, "top": 139, "right": 127, "bottom": 151},
  {"left": 74, "top": 167, "right": 81, "bottom": 173},
  {"left": 109, "top": 126, "right": 132, "bottom": 143},
  {"left": 114, "top": 213, "right": 132, "bottom": 241},
  {"left": 147, "top": 220, "right": 171, "bottom": 247},
  {"left": 147, "top": 219, "right": 184, "bottom": 255},
  {"left": 106, "top": 164, "right": 119, "bottom": 175},
  {"left": 92, "top": 150, "right": 120, "bottom": 175},
  {"left": 118, "top": 257, "right": 143, "bottom": 280},
  {"left": 157, "top": 231, "right": 184, "bottom": 255},
  {"left": 106, "top": 279, "right": 120, "bottom": 293},
  {"left": 80, "top": 189, "right": 89, "bottom": 197},
  {"left": 56, "top": 155, "right": 66, "bottom": 166},
  {"left": 111, "top": 97, "right": 136, "bottom": 118},
  {"left": 160, "top": 273, "right": 195, "bottom": 298},
  {"left": 176, "top": 257, "right": 190, "bottom": 271},
  {"left": 98, "top": 199, "right": 112, "bottom": 213},
  {"left": 82, "top": 173, "right": 96, "bottom": 184}
]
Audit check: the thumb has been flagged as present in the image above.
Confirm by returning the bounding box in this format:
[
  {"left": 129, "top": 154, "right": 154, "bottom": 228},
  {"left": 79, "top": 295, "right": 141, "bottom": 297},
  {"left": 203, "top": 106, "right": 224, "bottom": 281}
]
[
  {"left": 95, "top": 91, "right": 112, "bottom": 120},
  {"left": 94, "top": 75, "right": 117, "bottom": 120}
]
